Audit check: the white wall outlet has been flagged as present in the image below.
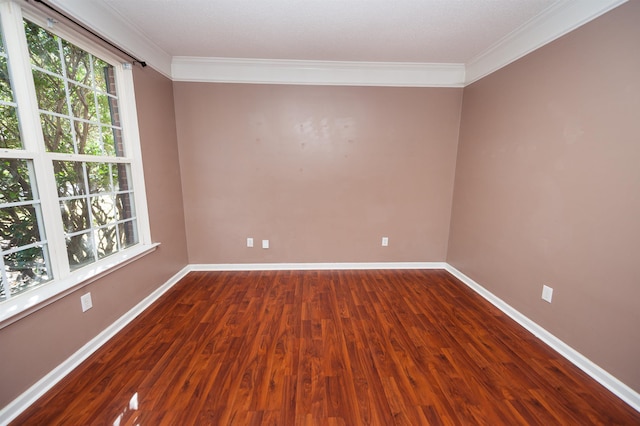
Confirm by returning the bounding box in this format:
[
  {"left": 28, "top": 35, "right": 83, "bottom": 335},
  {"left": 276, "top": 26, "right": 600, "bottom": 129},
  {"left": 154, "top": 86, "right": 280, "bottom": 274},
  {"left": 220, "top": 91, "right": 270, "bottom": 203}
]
[
  {"left": 262, "top": 239, "right": 269, "bottom": 249},
  {"left": 541, "top": 285, "right": 553, "bottom": 303},
  {"left": 81, "top": 292, "right": 93, "bottom": 312},
  {"left": 247, "top": 237, "right": 254, "bottom": 247},
  {"left": 381, "top": 237, "right": 389, "bottom": 247}
]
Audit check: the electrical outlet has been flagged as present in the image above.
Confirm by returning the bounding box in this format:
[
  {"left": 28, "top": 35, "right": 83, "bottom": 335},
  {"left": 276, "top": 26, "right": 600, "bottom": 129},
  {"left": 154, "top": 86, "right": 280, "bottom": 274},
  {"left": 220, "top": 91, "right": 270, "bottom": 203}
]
[
  {"left": 247, "top": 237, "right": 254, "bottom": 247},
  {"left": 541, "top": 285, "right": 553, "bottom": 303},
  {"left": 381, "top": 237, "right": 389, "bottom": 246},
  {"left": 262, "top": 239, "right": 269, "bottom": 249},
  {"left": 81, "top": 292, "right": 93, "bottom": 312}
]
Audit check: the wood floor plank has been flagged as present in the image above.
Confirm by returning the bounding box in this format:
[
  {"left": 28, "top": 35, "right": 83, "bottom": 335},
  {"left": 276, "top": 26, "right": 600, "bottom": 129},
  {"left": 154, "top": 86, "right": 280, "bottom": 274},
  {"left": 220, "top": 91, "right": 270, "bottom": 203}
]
[{"left": 10, "top": 269, "right": 640, "bottom": 425}]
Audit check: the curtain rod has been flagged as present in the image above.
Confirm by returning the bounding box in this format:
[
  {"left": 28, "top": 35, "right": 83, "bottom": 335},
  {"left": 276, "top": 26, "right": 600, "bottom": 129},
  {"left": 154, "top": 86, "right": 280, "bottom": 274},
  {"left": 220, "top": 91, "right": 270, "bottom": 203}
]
[{"left": 30, "top": 0, "right": 147, "bottom": 67}]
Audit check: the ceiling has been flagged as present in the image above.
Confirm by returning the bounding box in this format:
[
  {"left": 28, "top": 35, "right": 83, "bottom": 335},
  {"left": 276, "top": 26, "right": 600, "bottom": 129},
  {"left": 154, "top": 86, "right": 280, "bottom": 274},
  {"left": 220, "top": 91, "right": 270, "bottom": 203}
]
[
  {"left": 48, "top": 0, "right": 626, "bottom": 85},
  {"left": 94, "top": 0, "right": 557, "bottom": 64}
]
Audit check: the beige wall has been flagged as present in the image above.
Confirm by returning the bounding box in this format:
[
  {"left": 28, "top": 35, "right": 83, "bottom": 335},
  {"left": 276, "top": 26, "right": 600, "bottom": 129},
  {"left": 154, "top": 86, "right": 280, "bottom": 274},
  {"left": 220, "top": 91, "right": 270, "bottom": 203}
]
[
  {"left": 0, "top": 67, "right": 189, "bottom": 407},
  {"left": 448, "top": 1, "right": 640, "bottom": 392},
  {"left": 174, "top": 84, "right": 462, "bottom": 263}
]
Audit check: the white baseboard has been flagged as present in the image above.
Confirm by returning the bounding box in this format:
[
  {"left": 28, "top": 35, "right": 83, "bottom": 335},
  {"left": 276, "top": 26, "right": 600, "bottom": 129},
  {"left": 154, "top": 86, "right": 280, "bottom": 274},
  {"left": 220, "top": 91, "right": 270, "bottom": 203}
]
[
  {"left": 2, "top": 262, "right": 638, "bottom": 424},
  {"left": 444, "top": 264, "right": 640, "bottom": 412},
  {"left": 189, "top": 262, "right": 447, "bottom": 271},
  {"left": 0, "top": 265, "right": 191, "bottom": 426}
]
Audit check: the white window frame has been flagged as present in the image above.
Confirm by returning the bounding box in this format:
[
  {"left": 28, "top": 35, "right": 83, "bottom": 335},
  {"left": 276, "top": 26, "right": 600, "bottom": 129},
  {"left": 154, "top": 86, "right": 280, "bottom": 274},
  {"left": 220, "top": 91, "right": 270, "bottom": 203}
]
[{"left": 0, "top": 0, "right": 156, "bottom": 327}]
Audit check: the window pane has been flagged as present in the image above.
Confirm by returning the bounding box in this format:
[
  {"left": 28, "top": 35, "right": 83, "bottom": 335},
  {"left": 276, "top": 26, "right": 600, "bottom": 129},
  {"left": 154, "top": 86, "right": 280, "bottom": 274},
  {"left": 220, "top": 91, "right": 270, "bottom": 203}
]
[
  {"left": 69, "top": 82, "right": 96, "bottom": 122},
  {"left": 118, "top": 219, "right": 138, "bottom": 249},
  {"left": 62, "top": 39, "right": 91, "bottom": 85},
  {"left": 102, "top": 128, "right": 115, "bottom": 156},
  {"left": 0, "top": 205, "right": 41, "bottom": 251},
  {"left": 87, "top": 162, "right": 111, "bottom": 194},
  {"left": 60, "top": 198, "right": 90, "bottom": 233},
  {"left": 0, "top": 158, "right": 33, "bottom": 203},
  {"left": 0, "top": 23, "right": 4, "bottom": 54},
  {"left": 40, "top": 113, "right": 74, "bottom": 153},
  {"left": 116, "top": 192, "right": 135, "bottom": 221},
  {"left": 96, "top": 93, "right": 110, "bottom": 122},
  {"left": 32, "top": 69, "right": 66, "bottom": 114},
  {"left": 74, "top": 120, "right": 102, "bottom": 155},
  {"left": 3, "top": 246, "right": 51, "bottom": 300},
  {"left": 0, "top": 55, "right": 14, "bottom": 103},
  {"left": 102, "top": 126, "right": 122, "bottom": 156},
  {"left": 0, "top": 104, "right": 21, "bottom": 149},
  {"left": 112, "top": 163, "right": 130, "bottom": 192},
  {"left": 0, "top": 26, "right": 22, "bottom": 151},
  {"left": 25, "top": 20, "right": 62, "bottom": 74},
  {"left": 53, "top": 160, "right": 86, "bottom": 197},
  {"left": 93, "top": 57, "right": 110, "bottom": 93},
  {"left": 96, "top": 225, "right": 117, "bottom": 259},
  {"left": 91, "top": 194, "right": 116, "bottom": 226},
  {"left": 66, "top": 232, "right": 95, "bottom": 270}
]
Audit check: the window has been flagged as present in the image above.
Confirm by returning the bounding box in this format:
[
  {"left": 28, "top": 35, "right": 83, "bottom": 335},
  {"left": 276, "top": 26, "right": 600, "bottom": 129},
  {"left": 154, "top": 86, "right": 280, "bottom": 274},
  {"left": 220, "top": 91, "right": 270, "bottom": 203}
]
[{"left": 0, "top": 1, "right": 152, "bottom": 322}]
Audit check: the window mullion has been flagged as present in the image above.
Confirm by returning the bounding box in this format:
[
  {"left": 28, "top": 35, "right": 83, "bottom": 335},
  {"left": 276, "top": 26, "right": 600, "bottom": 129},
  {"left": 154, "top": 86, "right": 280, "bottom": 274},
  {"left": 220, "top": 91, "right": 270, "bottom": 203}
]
[
  {"left": 81, "top": 162, "right": 99, "bottom": 264},
  {"left": 0, "top": 1, "right": 70, "bottom": 280},
  {"left": 38, "top": 158, "right": 70, "bottom": 279}
]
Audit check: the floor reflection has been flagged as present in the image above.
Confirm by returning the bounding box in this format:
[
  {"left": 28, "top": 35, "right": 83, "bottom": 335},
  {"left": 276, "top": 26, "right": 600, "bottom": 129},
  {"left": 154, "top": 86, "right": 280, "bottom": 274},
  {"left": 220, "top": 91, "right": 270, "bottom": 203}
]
[{"left": 112, "top": 392, "right": 139, "bottom": 426}]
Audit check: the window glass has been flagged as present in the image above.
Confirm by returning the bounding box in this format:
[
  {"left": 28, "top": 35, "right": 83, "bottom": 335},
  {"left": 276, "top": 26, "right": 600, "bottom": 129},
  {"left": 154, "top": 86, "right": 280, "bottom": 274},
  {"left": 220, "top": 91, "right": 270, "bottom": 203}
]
[
  {"left": 53, "top": 159, "right": 138, "bottom": 272},
  {"left": 66, "top": 232, "right": 95, "bottom": 270},
  {"left": 25, "top": 20, "right": 123, "bottom": 157},
  {"left": 0, "top": 23, "right": 22, "bottom": 150},
  {"left": 0, "top": 159, "right": 51, "bottom": 300}
]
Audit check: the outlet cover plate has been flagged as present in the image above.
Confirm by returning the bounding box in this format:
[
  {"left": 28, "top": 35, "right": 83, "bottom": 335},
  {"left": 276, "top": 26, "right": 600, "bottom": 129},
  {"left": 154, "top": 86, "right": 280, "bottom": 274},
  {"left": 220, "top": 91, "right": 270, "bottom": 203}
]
[
  {"left": 542, "top": 285, "right": 553, "bottom": 303},
  {"left": 81, "top": 293, "right": 93, "bottom": 312}
]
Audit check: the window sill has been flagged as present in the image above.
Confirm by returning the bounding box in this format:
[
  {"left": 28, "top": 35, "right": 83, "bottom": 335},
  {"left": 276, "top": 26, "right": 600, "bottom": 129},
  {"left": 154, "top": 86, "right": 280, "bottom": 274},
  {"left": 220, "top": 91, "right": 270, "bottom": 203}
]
[{"left": 0, "top": 242, "right": 160, "bottom": 329}]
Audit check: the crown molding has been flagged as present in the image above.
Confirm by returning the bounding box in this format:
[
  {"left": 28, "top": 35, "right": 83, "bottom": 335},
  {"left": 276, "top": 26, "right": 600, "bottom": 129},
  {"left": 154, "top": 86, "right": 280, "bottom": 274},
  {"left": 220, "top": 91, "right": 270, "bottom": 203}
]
[
  {"left": 172, "top": 57, "right": 466, "bottom": 87},
  {"left": 45, "top": 0, "right": 627, "bottom": 87},
  {"left": 465, "top": 0, "right": 628, "bottom": 85},
  {"left": 47, "top": 0, "right": 173, "bottom": 78}
]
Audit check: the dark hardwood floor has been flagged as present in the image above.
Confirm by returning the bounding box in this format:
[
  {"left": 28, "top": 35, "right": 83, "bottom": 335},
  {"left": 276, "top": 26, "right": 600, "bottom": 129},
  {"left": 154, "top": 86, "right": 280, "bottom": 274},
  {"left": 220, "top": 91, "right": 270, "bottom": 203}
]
[{"left": 12, "top": 270, "right": 640, "bottom": 425}]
